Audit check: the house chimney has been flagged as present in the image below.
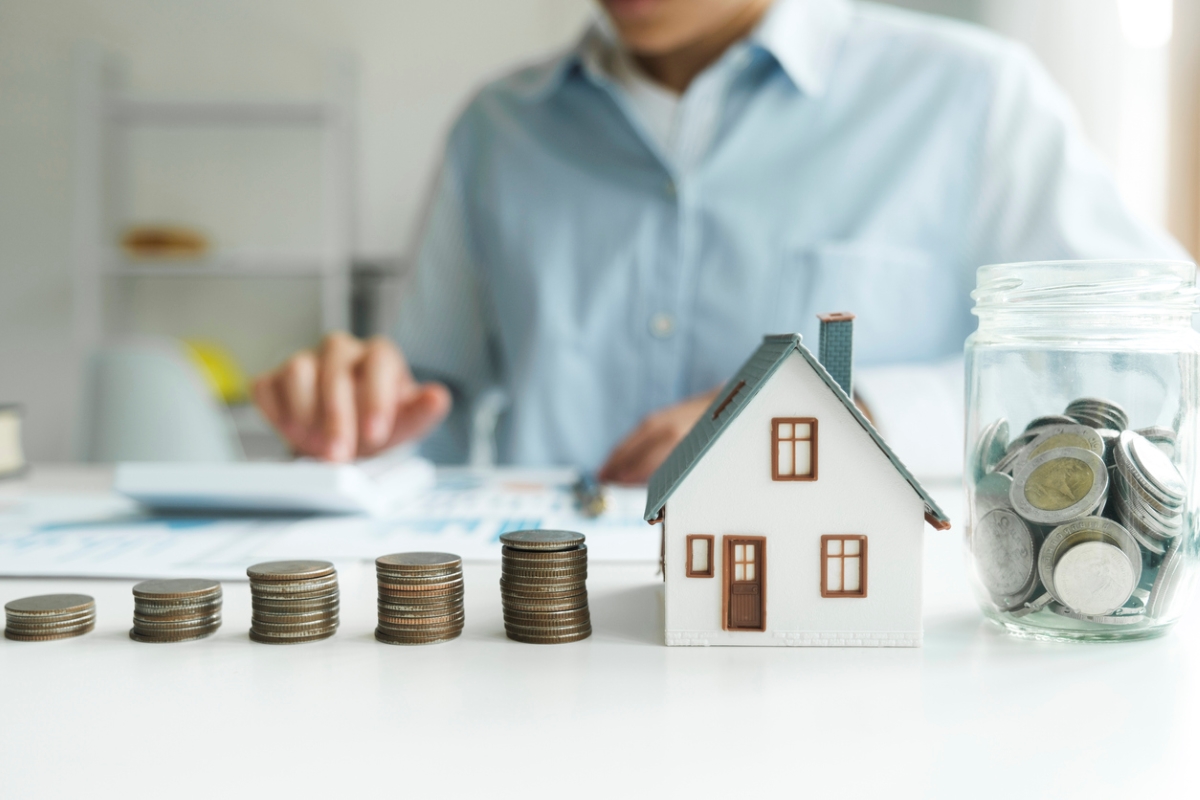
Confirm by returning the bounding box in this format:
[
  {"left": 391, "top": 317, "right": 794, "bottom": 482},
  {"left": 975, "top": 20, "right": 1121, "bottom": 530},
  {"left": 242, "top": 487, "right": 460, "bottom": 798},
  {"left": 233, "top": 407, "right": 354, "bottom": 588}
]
[{"left": 818, "top": 312, "right": 855, "bottom": 396}]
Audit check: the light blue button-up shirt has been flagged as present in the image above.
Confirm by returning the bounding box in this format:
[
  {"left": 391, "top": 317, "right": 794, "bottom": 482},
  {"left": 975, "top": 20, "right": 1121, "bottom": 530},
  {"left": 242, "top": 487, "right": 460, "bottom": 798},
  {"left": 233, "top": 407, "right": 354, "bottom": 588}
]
[{"left": 395, "top": 0, "right": 1186, "bottom": 468}]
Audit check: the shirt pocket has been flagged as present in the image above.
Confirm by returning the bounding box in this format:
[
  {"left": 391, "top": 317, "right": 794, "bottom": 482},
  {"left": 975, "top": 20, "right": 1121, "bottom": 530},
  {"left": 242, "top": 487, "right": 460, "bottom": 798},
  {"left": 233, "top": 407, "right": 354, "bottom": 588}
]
[{"left": 776, "top": 241, "right": 952, "bottom": 364}]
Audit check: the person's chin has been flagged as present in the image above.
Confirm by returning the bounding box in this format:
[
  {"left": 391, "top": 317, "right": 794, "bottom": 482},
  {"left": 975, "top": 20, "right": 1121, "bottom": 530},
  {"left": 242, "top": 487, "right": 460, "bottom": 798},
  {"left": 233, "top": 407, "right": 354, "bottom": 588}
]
[{"left": 600, "top": 0, "right": 664, "bottom": 23}]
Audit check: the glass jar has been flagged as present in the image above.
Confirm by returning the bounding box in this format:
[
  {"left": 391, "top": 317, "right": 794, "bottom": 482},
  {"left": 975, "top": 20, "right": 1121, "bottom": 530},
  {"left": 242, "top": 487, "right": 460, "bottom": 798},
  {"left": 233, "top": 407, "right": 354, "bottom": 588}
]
[{"left": 965, "top": 260, "right": 1199, "bottom": 641}]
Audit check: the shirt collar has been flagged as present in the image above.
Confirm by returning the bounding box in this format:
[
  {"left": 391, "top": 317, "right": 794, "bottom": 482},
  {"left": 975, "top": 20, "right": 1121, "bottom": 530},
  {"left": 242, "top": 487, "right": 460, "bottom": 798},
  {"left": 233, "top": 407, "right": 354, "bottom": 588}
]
[
  {"left": 751, "top": 0, "right": 853, "bottom": 97},
  {"left": 516, "top": 0, "right": 853, "bottom": 103}
]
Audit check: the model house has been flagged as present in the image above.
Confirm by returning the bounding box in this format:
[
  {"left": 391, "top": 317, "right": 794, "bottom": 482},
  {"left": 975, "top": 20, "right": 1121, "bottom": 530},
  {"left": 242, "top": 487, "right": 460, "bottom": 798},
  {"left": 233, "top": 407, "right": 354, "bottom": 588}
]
[{"left": 644, "top": 314, "right": 950, "bottom": 647}]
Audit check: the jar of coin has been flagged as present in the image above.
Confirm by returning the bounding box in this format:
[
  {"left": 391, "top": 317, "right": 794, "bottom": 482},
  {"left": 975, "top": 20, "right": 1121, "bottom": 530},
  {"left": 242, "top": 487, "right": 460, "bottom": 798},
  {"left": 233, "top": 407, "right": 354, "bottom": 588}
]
[{"left": 966, "top": 259, "right": 1199, "bottom": 641}]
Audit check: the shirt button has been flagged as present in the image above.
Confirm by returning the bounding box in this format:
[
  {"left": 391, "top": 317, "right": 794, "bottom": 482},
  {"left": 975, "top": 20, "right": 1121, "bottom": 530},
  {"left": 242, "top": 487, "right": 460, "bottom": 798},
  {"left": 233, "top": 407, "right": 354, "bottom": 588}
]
[{"left": 650, "top": 312, "right": 676, "bottom": 338}]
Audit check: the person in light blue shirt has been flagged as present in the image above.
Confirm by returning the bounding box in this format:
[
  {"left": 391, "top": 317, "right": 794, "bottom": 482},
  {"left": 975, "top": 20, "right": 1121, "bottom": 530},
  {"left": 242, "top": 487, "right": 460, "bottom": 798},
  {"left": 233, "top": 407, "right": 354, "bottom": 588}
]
[{"left": 254, "top": 0, "right": 1186, "bottom": 481}]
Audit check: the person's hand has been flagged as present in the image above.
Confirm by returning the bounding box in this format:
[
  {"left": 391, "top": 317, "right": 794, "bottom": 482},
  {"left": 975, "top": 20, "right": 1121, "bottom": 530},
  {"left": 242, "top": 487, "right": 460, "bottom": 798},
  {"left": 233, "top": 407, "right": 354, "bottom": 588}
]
[
  {"left": 252, "top": 333, "right": 452, "bottom": 462},
  {"left": 598, "top": 387, "right": 721, "bottom": 485}
]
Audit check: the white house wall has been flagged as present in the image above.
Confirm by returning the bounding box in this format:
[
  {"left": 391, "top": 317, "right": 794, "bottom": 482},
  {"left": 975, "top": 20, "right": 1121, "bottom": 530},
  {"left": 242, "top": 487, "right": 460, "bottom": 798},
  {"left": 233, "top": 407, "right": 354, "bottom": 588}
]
[{"left": 664, "top": 351, "right": 926, "bottom": 646}]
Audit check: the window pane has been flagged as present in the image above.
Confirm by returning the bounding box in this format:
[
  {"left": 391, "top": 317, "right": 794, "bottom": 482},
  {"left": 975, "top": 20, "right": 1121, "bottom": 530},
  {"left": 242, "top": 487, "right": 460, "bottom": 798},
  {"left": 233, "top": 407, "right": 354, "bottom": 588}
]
[
  {"left": 735, "top": 563, "right": 745, "bottom": 581},
  {"left": 691, "top": 538, "right": 709, "bottom": 573},
  {"left": 826, "top": 557, "right": 842, "bottom": 591},
  {"left": 794, "top": 422, "right": 811, "bottom": 439},
  {"left": 794, "top": 440, "right": 811, "bottom": 476},
  {"left": 844, "top": 557, "right": 861, "bottom": 592},
  {"left": 777, "top": 422, "right": 792, "bottom": 439},
  {"left": 745, "top": 563, "right": 755, "bottom": 581},
  {"left": 745, "top": 544, "right": 754, "bottom": 561},
  {"left": 777, "top": 440, "right": 793, "bottom": 476},
  {"left": 734, "top": 544, "right": 744, "bottom": 562},
  {"left": 843, "top": 539, "right": 860, "bottom": 556},
  {"left": 826, "top": 539, "right": 841, "bottom": 556}
]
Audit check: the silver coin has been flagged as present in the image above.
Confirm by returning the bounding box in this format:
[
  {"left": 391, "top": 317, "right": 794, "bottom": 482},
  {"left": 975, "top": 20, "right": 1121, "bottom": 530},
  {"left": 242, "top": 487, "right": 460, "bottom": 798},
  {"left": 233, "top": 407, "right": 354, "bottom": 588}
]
[
  {"left": 1008, "top": 592, "right": 1054, "bottom": 618},
  {"left": 249, "top": 628, "right": 336, "bottom": 645},
  {"left": 501, "top": 545, "right": 589, "bottom": 562},
  {"left": 1023, "top": 425, "right": 1105, "bottom": 462},
  {"left": 972, "top": 508, "right": 1040, "bottom": 603},
  {"left": 1126, "top": 431, "right": 1187, "bottom": 500},
  {"left": 376, "top": 552, "right": 462, "bottom": 570},
  {"left": 246, "top": 560, "right": 335, "bottom": 581},
  {"left": 1010, "top": 447, "right": 1108, "bottom": 525},
  {"left": 973, "top": 418, "right": 1009, "bottom": 481},
  {"left": 498, "top": 530, "right": 586, "bottom": 552},
  {"left": 1052, "top": 540, "right": 1137, "bottom": 615},
  {"left": 1025, "top": 415, "right": 1078, "bottom": 432},
  {"left": 132, "top": 579, "right": 221, "bottom": 599},
  {"left": 1147, "top": 538, "right": 1187, "bottom": 619},
  {"left": 1065, "top": 397, "right": 1128, "bottom": 431},
  {"left": 506, "top": 627, "right": 592, "bottom": 645},
  {"left": 1135, "top": 427, "right": 1177, "bottom": 460},
  {"left": 975, "top": 471, "right": 1015, "bottom": 516},
  {"left": 4, "top": 594, "right": 94, "bottom": 616},
  {"left": 1038, "top": 517, "right": 1142, "bottom": 609},
  {"left": 1049, "top": 597, "right": 1146, "bottom": 625}
]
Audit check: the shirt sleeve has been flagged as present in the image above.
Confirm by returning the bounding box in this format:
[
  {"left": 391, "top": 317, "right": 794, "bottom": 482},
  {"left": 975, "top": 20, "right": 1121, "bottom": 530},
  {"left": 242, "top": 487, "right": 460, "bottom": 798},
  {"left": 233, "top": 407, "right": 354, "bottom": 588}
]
[
  {"left": 392, "top": 150, "right": 498, "bottom": 462},
  {"left": 966, "top": 44, "right": 1189, "bottom": 266},
  {"left": 863, "top": 45, "right": 1190, "bottom": 480}
]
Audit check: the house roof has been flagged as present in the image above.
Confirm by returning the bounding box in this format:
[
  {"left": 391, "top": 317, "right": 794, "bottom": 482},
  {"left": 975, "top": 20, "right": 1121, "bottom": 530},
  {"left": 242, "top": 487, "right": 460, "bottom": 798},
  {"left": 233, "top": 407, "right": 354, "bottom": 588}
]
[{"left": 643, "top": 334, "right": 951, "bottom": 530}]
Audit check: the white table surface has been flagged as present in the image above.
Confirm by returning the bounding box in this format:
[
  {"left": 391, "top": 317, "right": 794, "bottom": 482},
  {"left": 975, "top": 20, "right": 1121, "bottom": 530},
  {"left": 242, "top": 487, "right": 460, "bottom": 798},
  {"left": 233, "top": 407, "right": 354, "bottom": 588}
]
[{"left": 1, "top": 466, "right": 1197, "bottom": 799}]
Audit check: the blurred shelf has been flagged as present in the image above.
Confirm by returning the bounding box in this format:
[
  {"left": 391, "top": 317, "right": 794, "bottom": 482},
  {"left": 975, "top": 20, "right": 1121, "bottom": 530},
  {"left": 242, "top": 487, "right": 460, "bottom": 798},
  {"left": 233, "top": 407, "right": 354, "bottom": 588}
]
[
  {"left": 111, "top": 97, "right": 331, "bottom": 127},
  {"left": 106, "top": 251, "right": 330, "bottom": 278}
]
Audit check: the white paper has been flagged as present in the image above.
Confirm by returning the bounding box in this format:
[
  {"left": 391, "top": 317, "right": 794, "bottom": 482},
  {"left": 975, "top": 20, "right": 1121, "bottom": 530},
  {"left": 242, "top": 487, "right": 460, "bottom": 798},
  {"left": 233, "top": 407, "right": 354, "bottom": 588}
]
[{"left": 0, "top": 469, "right": 657, "bottom": 580}]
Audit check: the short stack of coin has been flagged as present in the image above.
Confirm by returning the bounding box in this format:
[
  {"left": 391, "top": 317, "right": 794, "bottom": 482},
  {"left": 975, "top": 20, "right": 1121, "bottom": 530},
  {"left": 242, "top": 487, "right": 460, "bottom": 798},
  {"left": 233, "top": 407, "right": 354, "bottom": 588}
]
[
  {"left": 130, "top": 579, "right": 222, "bottom": 643},
  {"left": 4, "top": 594, "right": 95, "bottom": 641},
  {"left": 375, "top": 552, "right": 464, "bottom": 645},
  {"left": 500, "top": 530, "right": 591, "bottom": 644},
  {"left": 248, "top": 560, "right": 339, "bottom": 644},
  {"left": 971, "top": 396, "right": 1190, "bottom": 626}
]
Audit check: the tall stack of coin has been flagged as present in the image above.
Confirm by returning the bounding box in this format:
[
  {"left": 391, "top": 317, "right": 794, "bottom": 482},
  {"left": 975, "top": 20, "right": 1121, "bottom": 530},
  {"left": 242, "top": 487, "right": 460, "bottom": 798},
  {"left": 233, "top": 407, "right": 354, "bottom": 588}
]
[
  {"left": 375, "top": 552, "right": 464, "bottom": 645},
  {"left": 247, "top": 560, "right": 339, "bottom": 644},
  {"left": 130, "top": 579, "right": 222, "bottom": 643},
  {"left": 971, "top": 397, "right": 1189, "bottom": 626},
  {"left": 500, "top": 530, "right": 591, "bottom": 644},
  {"left": 4, "top": 594, "right": 95, "bottom": 641}
]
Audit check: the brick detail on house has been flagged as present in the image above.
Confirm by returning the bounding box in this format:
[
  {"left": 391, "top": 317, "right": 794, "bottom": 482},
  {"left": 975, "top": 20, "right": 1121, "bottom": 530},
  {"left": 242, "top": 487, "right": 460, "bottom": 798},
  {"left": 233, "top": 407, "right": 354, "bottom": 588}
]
[
  {"left": 817, "top": 312, "right": 854, "bottom": 397},
  {"left": 772, "top": 630, "right": 920, "bottom": 647},
  {"left": 665, "top": 630, "right": 921, "bottom": 647}
]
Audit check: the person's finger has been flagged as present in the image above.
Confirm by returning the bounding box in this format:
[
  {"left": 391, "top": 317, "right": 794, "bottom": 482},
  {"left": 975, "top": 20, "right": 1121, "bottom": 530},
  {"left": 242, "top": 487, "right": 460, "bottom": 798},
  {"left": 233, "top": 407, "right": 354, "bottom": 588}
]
[
  {"left": 317, "top": 333, "right": 365, "bottom": 461},
  {"left": 280, "top": 351, "right": 319, "bottom": 433},
  {"left": 356, "top": 337, "right": 403, "bottom": 450},
  {"left": 252, "top": 374, "right": 285, "bottom": 431},
  {"left": 383, "top": 383, "right": 453, "bottom": 447}
]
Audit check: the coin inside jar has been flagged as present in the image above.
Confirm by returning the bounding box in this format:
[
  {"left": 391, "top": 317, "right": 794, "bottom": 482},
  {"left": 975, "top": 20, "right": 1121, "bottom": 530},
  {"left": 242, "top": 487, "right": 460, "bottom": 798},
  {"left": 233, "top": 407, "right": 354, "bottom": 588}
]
[
  {"left": 1052, "top": 541, "right": 1137, "bottom": 616},
  {"left": 972, "top": 508, "right": 1039, "bottom": 601},
  {"left": 1011, "top": 447, "right": 1107, "bottom": 524}
]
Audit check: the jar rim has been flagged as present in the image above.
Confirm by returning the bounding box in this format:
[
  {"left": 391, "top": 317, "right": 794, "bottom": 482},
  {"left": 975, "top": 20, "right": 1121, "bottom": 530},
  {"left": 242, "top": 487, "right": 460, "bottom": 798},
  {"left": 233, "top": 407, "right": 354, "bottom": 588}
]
[{"left": 973, "top": 259, "right": 1198, "bottom": 315}]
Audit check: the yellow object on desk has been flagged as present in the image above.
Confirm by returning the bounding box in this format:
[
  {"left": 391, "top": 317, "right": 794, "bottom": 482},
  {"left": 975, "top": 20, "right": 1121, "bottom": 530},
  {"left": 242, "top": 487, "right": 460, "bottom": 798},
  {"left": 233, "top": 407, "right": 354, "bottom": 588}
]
[{"left": 184, "top": 340, "right": 248, "bottom": 404}]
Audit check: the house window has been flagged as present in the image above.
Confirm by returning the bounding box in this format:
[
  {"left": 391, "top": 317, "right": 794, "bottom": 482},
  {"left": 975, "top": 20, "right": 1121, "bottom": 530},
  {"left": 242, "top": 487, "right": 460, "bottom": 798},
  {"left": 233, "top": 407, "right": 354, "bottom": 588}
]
[
  {"left": 686, "top": 535, "right": 714, "bottom": 577},
  {"left": 772, "top": 418, "right": 817, "bottom": 481},
  {"left": 821, "top": 535, "right": 867, "bottom": 598}
]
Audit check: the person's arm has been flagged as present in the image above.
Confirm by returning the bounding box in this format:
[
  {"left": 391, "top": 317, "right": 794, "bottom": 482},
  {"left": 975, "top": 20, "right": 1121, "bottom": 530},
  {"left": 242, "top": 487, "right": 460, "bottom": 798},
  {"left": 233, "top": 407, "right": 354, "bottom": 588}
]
[{"left": 252, "top": 148, "right": 488, "bottom": 462}]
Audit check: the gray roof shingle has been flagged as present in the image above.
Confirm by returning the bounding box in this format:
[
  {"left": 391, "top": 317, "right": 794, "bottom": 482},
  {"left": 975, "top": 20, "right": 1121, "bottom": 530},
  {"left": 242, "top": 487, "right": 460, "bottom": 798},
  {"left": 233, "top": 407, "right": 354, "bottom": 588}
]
[{"left": 643, "top": 334, "right": 951, "bottom": 530}]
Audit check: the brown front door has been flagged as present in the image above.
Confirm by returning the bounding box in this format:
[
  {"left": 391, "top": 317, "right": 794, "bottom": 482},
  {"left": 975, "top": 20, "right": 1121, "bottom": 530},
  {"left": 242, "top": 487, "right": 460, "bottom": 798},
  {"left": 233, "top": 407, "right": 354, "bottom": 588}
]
[{"left": 725, "top": 537, "right": 766, "bottom": 631}]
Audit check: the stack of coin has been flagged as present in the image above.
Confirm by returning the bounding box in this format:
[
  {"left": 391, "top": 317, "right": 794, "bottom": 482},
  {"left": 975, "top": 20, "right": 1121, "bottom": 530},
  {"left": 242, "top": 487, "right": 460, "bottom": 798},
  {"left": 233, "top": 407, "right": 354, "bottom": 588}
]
[
  {"left": 248, "top": 560, "right": 339, "bottom": 644},
  {"left": 1110, "top": 429, "right": 1186, "bottom": 557},
  {"left": 971, "top": 396, "right": 1189, "bottom": 626},
  {"left": 500, "top": 530, "right": 591, "bottom": 644},
  {"left": 375, "top": 552, "right": 464, "bottom": 645},
  {"left": 130, "top": 579, "right": 222, "bottom": 643},
  {"left": 1065, "top": 397, "right": 1128, "bottom": 432},
  {"left": 4, "top": 594, "right": 95, "bottom": 641}
]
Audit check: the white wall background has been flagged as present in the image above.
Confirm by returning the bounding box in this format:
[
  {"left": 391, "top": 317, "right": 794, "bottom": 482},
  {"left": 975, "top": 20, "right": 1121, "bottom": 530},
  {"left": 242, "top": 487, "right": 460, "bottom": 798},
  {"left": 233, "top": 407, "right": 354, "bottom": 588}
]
[{"left": 0, "top": 0, "right": 1186, "bottom": 461}]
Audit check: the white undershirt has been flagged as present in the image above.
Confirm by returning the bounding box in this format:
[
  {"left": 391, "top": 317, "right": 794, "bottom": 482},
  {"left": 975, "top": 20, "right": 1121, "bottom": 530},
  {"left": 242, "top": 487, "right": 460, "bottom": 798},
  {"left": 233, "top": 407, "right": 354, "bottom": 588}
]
[{"left": 606, "top": 49, "right": 682, "bottom": 160}]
